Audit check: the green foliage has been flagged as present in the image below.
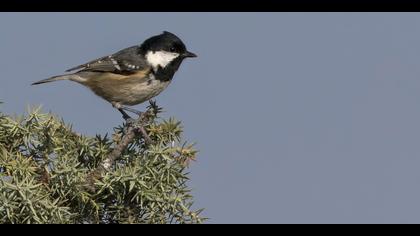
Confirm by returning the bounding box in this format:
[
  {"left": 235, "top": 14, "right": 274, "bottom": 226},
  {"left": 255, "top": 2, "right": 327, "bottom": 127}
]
[{"left": 0, "top": 105, "right": 204, "bottom": 224}]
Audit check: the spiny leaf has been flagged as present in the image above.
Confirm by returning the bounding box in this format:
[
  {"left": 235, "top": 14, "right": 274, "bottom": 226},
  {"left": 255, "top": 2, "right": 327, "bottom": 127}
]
[{"left": 0, "top": 105, "right": 204, "bottom": 224}]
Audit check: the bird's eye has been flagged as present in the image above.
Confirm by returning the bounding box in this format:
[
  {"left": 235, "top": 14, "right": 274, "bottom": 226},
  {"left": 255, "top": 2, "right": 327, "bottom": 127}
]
[{"left": 169, "top": 47, "right": 176, "bottom": 52}]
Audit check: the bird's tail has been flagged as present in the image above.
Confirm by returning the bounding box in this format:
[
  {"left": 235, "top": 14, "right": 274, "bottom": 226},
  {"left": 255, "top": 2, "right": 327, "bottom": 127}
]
[{"left": 31, "top": 74, "right": 71, "bottom": 85}]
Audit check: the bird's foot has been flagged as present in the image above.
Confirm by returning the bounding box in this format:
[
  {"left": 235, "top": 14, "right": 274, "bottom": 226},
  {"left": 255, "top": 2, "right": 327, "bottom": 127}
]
[
  {"left": 117, "top": 107, "right": 143, "bottom": 120},
  {"left": 113, "top": 102, "right": 142, "bottom": 119},
  {"left": 122, "top": 107, "right": 143, "bottom": 117}
]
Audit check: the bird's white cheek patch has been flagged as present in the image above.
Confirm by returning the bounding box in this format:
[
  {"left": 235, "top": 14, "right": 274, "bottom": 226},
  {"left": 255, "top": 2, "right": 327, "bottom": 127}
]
[{"left": 145, "top": 51, "right": 179, "bottom": 70}]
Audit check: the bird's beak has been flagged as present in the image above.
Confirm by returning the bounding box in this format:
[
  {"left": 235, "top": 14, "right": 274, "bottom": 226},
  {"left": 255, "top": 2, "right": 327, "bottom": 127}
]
[{"left": 183, "top": 51, "right": 197, "bottom": 58}]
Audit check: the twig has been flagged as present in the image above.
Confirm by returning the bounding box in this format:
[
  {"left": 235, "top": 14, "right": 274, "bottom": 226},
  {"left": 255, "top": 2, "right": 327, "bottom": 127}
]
[
  {"left": 102, "top": 124, "right": 138, "bottom": 170},
  {"left": 85, "top": 103, "right": 158, "bottom": 192}
]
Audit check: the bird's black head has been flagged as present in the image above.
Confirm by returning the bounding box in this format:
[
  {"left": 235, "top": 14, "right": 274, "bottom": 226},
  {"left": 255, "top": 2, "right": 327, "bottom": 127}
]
[
  {"left": 140, "top": 31, "right": 196, "bottom": 81},
  {"left": 140, "top": 31, "right": 197, "bottom": 59}
]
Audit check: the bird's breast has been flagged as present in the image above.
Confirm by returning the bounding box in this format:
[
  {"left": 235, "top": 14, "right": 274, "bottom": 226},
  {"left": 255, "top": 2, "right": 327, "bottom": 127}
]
[
  {"left": 127, "top": 74, "right": 172, "bottom": 104},
  {"left": 82, "top": 72, "right": 171, "bottom": 106}
]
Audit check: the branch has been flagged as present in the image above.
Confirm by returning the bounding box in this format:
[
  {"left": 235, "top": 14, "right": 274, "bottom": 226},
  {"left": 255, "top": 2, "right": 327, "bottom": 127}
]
[
  {"left": 102, "top": 118, "right": 146, "bottom": 171},
  {"left": 85, "top": 101, "right": 160, "bottom": 192}
]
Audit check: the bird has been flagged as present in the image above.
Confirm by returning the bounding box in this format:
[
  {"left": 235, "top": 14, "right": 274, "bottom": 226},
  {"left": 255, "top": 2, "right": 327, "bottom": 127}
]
[{"left": 32, "top": 31, "right": 197, "bottom": 119}]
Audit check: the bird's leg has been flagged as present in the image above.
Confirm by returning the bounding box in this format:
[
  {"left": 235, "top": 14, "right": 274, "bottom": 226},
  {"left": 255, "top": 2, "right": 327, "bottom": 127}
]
[
  {"left": 112, "top": 102, "right": 153, "bottom": 144},
  {"left": 118, "top": 108, "right": 135, "bottom": 124},
  {"left": 112, "top": 102, "right": 141, "bottom": 120},
  {"left": 120, "top": 106, "right": 143, "bottom": 117},
  {"left": 119, "top": 107, "right": 145, "bottom": 127}
]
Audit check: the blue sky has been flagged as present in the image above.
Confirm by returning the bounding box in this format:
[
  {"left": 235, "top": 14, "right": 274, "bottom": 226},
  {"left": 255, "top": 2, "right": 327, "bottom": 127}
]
[{"left": 2, "top": 13, "right": 420, "bottom": 223}]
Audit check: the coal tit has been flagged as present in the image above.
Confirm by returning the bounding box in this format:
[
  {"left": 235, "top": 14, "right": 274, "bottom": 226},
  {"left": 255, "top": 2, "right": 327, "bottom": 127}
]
[{"left": 32, "top": 31, "right": 197, "bottom": 119}]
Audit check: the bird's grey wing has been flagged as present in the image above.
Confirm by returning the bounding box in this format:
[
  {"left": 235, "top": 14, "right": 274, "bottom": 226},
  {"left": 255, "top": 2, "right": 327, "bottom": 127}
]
[
  {"left": 65, "top": 55, "right": 113, "bottom": 72},
  {"left": 65, "top": 46, "right": 149, "bottom": 74}
]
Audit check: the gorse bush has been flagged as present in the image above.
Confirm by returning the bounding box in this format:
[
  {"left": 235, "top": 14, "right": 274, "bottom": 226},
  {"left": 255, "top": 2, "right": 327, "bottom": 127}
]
[{"left": 0, "top": 102, "right": 204, "bottom": 224}]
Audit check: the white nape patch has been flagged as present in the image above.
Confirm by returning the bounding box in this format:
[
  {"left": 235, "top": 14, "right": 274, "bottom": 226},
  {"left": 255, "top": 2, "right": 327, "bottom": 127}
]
[{"left": 145, "top": 50, "right": 180, "bottom": 71}]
